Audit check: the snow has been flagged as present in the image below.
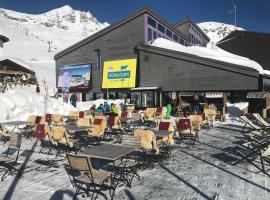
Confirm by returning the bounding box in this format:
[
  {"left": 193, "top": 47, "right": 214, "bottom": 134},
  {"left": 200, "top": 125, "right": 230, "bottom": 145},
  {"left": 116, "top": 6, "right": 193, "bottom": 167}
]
[
  {"left": 0, "top": 86, "right": 124, "bottom": 121},
  {"left": 0, "top": 5, "right": 109, "bottom": 92},
  {"left": 0, "top": 87, "right": 75, "bottom": 121},
  {"left": 151, "top": 38, "right": 264, "bottom": 74},
  {"left": 198, "top": 21, "right": 245, "bottom": 44}
]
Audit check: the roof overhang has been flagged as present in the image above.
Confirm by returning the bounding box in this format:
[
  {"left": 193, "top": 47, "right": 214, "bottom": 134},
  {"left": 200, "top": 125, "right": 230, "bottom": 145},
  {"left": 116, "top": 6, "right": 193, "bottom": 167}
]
[
  {"left": 130, "top": 87, "right": 160, "bottom": 91},
  {"left": 0, "top": 58, "right": 34, "bottom": 75},
  {"left": 0, "top": 35, "right": 9, "bottom": 43}
]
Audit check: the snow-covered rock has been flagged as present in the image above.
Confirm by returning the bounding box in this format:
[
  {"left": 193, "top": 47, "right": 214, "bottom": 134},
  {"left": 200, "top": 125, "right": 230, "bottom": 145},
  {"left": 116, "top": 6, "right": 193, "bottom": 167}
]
[{"left": 198, "top": 22, "right": 245, "bottom": 44}]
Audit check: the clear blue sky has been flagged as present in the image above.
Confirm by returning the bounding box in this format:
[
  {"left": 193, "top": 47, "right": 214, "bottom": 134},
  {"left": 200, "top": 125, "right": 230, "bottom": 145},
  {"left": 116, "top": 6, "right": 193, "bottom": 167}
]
[{"left": 0, "top": 0, "right": 269, "bottom": 33}]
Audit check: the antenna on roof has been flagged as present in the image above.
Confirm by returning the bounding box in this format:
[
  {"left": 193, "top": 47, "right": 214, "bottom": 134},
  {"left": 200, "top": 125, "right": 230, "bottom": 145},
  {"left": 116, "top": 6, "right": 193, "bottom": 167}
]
[{"left": 229, "top": 0, "right": 237, "bottom": 30}]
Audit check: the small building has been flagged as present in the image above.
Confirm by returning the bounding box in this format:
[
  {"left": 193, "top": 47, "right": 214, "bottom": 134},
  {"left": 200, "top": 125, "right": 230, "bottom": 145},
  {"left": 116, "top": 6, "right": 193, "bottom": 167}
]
[
  {"left": 54, "top": 7, "right": 263, "bottom": 109},
  {"left": 0, "top": 32, "right": 34, "bottom": 84}
]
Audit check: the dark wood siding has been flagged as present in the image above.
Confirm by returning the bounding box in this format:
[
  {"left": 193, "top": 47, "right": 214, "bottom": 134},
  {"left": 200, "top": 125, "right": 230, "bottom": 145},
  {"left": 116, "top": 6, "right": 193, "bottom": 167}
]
[
  {"left": 55, "top": 14, "right": 145, "bottom": 92},
  {"left": 138, "top": 47, "right": 259, "bottom": 91}
]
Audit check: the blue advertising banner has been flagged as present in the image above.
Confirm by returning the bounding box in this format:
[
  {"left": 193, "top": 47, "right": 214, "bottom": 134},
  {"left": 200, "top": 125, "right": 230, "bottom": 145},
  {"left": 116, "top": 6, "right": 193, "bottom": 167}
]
[{"left": 57, "top": 64, "right": 91, "bottom": 90}]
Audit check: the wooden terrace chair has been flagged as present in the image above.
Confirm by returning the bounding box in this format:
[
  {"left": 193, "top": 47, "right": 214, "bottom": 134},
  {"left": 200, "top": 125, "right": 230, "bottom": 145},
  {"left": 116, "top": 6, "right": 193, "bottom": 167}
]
[
  {"left": 52, "top": 126, "right": 79, "bottom": 157},
  {"left": 177, "top": 118, "right": 199, "bottom": 144},
  {"left": 36, "top": 124, "right": 57, "bottom": 154},
  {"left": 51, "top": 114, "right": 64, "bottom": 126},
  {"left": 134, "top": 129, "right": 160, "bottom": 167},
  {"left": 252, "top": 113, "right": 270, "bottom": 128},
  {"left": 112, "top": 135, "right": 142, "bottom": 187},
  {"left": 240, "top": 116, "right": 269, "bottom": 136},
  {"left": 66, "top": 153, "right": 115, "bottom": 200},
  {"left": 0, "top": 124, "right": 12, "bottom": 144},
  {"left": 233, "top": 138, "right": 270, "bottom": 177},
  {"left": 0, "top": 133, "right": 22, "bottom": 180}
]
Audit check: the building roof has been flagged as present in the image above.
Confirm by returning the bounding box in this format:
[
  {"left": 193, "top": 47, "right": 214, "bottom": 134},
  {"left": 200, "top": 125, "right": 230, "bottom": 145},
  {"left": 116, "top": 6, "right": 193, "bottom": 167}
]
[
  {"left": 175, "top": 17, "right": 210, "bottom": 42},
  {"left": 136, "top": 44, "right": 259, "bottom": 78},
  {"left": 54, "top": 7, "right": 189, "bottom": 59},
  {"left": 0, "top": 32, "right": 9, "bottom": 43},
  {"left": 0, "top": 57, "right": 34, "bottom": 75},
  {"left": 217, "top": 30, "right": 270, "bottom": 71}
]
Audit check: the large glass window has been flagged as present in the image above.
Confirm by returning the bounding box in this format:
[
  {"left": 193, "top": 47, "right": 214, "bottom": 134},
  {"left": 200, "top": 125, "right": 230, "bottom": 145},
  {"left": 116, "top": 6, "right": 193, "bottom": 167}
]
[
  {"left": 158, "top": 23, "right": 165, "bottom": 33},
  {"left": 148, "top": 17, "right": 156, "bottom": 28},
  {"left": 166, "top": 29, "right": 172, "bottom": 38},
  {"left": 179, "top": 38, "right": 184, "bottom": 45},
  {"left": 173, "top": 34, "right": 178, "bottom": 42},
  {"left": 153, "top": 31, "right": 157, "bottom": 40},
  {"left": 142, "top": 91, "right": 154, "bottom": 107},
  {"left": 131, "top": 92, "right": 141, "bottom": 106},
  {"left": 148, "top": 28, "right": 152, "bottom": 41}
]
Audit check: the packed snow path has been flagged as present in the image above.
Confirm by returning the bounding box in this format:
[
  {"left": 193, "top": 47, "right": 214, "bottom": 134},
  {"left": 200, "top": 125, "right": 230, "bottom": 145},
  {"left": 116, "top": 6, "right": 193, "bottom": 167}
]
[{"left": 1, "top": 121, "right": 270, "bottom": 200}]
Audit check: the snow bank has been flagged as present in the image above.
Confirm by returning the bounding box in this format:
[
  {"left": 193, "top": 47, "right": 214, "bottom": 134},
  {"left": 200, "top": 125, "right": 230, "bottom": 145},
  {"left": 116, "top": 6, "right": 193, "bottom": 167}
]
[
  {"left": 151, "top": 38, "right": 264, "bottom": 74},
  {"left": 0, "top": 87, "right": 125, "bottom": 121},
  {"left": 0, "top": 87, "right": 75, "bottom": 121}
]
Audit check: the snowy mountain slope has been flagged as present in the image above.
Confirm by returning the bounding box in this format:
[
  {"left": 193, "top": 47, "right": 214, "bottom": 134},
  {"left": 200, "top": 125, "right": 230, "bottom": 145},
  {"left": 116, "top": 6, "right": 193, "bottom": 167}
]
[
  {"left": 0, "top": 5, "right": 109, "bottom": 92},
  {"left": 198, "top": 22, "right": 245, "bottom": 44},
  {"left": 0, "top": 5, "right": 109, "bottom": 60}
]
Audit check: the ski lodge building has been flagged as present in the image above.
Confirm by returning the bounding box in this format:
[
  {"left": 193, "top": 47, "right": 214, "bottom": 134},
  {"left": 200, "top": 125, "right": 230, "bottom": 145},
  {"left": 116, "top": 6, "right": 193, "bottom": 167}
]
[
  {"left": 0, "top": 32, "right": 34, "bottom": 83},
  {"left": 54, "top": 7, "right": 269, "bottom": 110}
]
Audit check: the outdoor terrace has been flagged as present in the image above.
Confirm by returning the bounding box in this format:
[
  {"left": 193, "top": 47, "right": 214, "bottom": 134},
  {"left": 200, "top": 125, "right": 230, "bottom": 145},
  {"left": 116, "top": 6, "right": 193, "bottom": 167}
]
[{"left": 0, "top": 120, "right": 270, "bottom": 200}]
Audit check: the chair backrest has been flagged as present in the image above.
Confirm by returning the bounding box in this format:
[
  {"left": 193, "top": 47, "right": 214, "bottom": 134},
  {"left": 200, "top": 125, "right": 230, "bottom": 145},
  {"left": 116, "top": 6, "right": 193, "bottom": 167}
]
[
  {"left": 121, "top": 111, "right": 128, "bottom": 118},
  {"left": 69, "top": 111, "right": 79, "bottom": 117},
  {"left": 156, "top": 107, "right": 162, "bottom": 114},
  {"left": 36, "top": 124, "right": 46, "bottom": 139},
  {"left": 8, "top": 133, "right": 22, "bottom": 150},
  {"left": 77, "top": 118, "right": 91, "bottom": 126},
  {"left": 45, "top": 114, "right": 52, "bottom": 123},
  {"left": 134, "top": 129, "right": 159, "bottom": 154},
  {"left": 52, "top": 114, "right": 62, "bottom": 123},
  {"left": 178, "top": 118, "right": 191, "bottom": 130},
  {"left": 52, "top": 126, "right": 65, "bottom": 141},
  {"left": 93, "top": 118, "right": 102, "bottom": 125},
  {"left": 79, "top": 111, "right": 85, "bottom": 118},
  {"left": 27, "top": 115, "right": 37, "bottom": 124},
  {"left": 159, "top": 121, "right": 170, "bottom": 130},
  {"left": 240, "top": 116, "right": 261, "bottom": 130},
  {"left": 253, "top": 113, "right": 270, "bottom": 127},
  {"left": 122, "top": 135, "right": 141, "bottom": 148},
  {"left": 108, "top": 116, "right": 115, "bottom": 127},
  {"left": 35, "top": 116, "right": 42, "bottom": 124}
]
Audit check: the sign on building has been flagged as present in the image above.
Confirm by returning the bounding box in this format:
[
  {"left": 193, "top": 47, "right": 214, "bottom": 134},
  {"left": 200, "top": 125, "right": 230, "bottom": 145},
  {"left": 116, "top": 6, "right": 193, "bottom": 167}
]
[
  {"left": 102, "top": 58, "right": 137, "bottom": 89},
  {"left": 57, "top": 64, "right": 92, "bottom": 91}
]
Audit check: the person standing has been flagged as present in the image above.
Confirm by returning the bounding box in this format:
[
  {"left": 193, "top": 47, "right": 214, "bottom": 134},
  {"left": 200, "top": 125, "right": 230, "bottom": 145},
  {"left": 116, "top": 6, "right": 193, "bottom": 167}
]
[
  {"left": 104, "top": 102, "right": 111, "bottom": 113},
  {"left": 111, "top": 103, "right": 119, "bottom": 116},
  {"left": 36, "top": 83, "right": 40, "bottom": 94},
  {"left": 166, "top": 101, "right": 172, "bottom": 119},
  {"left": 192, "top": 94, "right": 201, "bottom": 114},
  {"left": 70, "top": 93, "right": 78, "bottom": 108}
]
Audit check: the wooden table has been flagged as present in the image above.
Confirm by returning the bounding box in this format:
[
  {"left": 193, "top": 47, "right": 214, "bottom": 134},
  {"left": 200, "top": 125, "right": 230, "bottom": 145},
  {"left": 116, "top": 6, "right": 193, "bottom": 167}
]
[
  {"left": 83, "top": 143, "right": 135, "bottom": 162},
  {"left": 154, "top": 130, "right": 173, "bottom": 138},
  {"left": 2, "top": 121, "right": 31, "bottom": 131},
  {"left": 64, "top": 125, "right": 92, "bottom": 132}
]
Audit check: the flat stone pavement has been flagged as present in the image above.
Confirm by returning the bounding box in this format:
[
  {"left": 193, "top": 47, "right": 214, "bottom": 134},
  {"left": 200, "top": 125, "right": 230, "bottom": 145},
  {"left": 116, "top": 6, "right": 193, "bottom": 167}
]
[{"left": 1, "top": 121, "right": 270, "bottom": 200}]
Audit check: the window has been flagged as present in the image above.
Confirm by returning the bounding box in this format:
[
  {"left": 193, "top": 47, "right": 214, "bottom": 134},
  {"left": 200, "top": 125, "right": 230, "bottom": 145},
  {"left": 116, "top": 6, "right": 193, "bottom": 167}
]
[
  {"left": 158, "top": 34, "right": 161, "bottom": 38},
  {"left": 158, "top": 23, "right": 165, "bottom": 33},
  {"left": 153, "top": 31, "right": 157, "bottom": 40},
  {"left": 148, "top": 17, "right": 156, "bottom": 28},
  {"left": 179, "top": 38, "right": 184, "bottom": 45},
  {"left": 148, "top": 28, "right": 152, "bottom": 41},
  {"left": 166, "top": 29, "right": 172, "bottom": 38},
  {"left": 173, "top": 34, "right": 178, "bottom": 42}
]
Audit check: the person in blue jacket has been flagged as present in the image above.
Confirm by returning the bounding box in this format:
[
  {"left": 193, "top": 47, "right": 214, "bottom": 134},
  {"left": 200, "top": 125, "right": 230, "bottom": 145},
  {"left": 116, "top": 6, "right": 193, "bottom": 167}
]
[{"left": 104, "top": 102, "right": 111, "bottom": 113}]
